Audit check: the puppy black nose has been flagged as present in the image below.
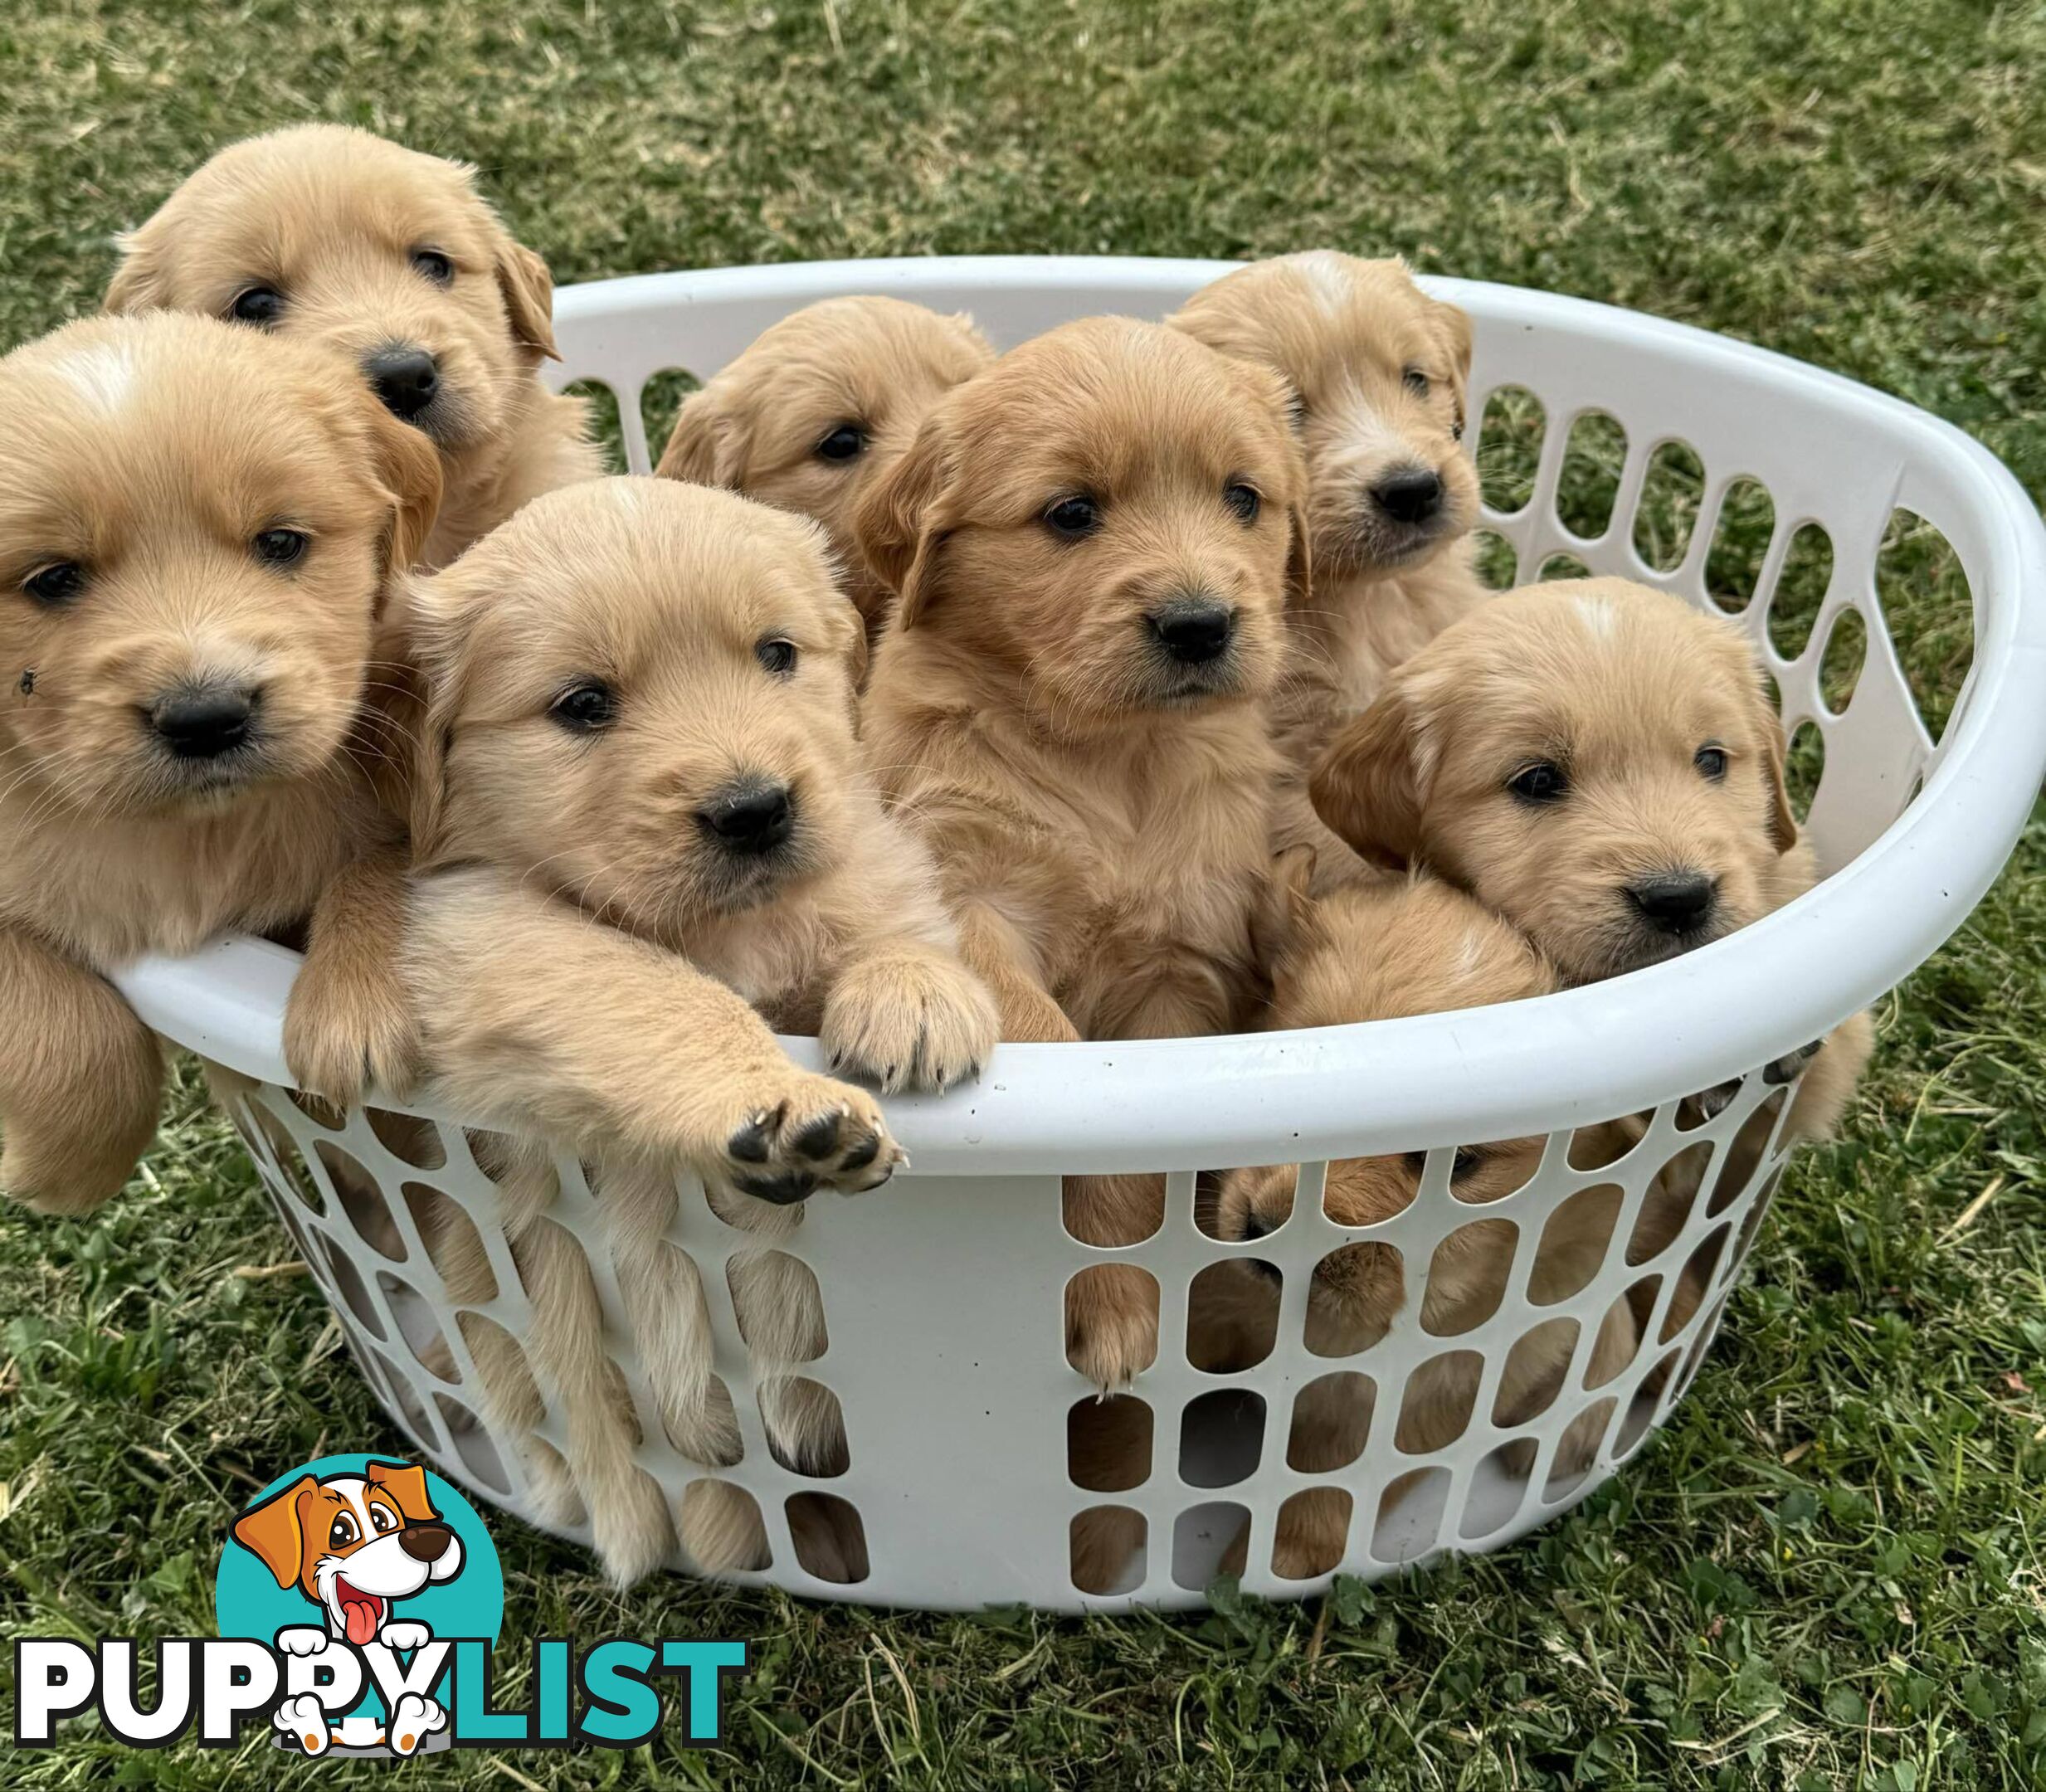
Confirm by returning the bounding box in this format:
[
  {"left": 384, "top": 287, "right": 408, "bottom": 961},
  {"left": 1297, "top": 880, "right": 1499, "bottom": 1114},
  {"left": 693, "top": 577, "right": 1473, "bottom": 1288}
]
[
  {"left": 697, "top": 778, "right": 796, "bottom": 855},
  {"left": 1627, "top": 872, "right": 1718, "bottom": 934},
  {"left": 1148, "top": 599, "right": 1236, "bottom": 665},
  {"left": 397, "top": 1523, "right": 453, "bottom": 1563},
  {"left": 150, "top": 687, "right": 256, "bottom": 760},
  {"left": 1371, "top": 467, "right": 1444, "bottom": 526},
  {"left": 363, "top": 346, "right": 440, "bottom": 421}
]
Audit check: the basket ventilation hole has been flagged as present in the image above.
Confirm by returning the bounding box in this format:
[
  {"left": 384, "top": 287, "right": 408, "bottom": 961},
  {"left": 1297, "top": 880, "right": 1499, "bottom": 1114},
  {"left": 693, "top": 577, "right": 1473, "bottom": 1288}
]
[
  {"left": 1395, "top": 1349, "right": 1483, "bottom": 1453},
  {"left": 1567, "top": 1117, "right": 1640, "bottom": 1172},
  {"left": 1554, "top": 411, "right": 1626, "bottom": 540},
  {"left": 433, "top": 1395, "right": 511, "bottom": 1493},
  {"left": 401, "top": 1183, "right": 495, "bottom": 1301},
  {"left": 728, "top": 1251, "right": 827, "bottom": 1361},
  {"left": 1765, "top": 522, "right": 1834, "bottom": 660},
  {"left": 1537, "top": 552, "right": 1594, "bottom": 582},
  {"left": 1178, "top": 1389, "right": 1265, "bottom": 1488},
  {"left": 1673, "top": 1293, "right": 1733, "bottom": 1402},
  {"left": 1186, "top": 1260, "right": 1279, "bottom": 1371},
  {"left": 1064, "top": 1264, "right": 1161, "bottom": 1380},
  {"left": 1732, "top": 1167, "right": 1787, "bottom": 1266},
  {"left": 1660, "top": 1226, "right": 1731, "bottom": 1343},
  {"left": 1061, "top": 1171, "right": 1166, "bottom": 1246},
  {"left": 759, "top": 1377, "right": 849, "bottom": 1477},
  {"left": 460, "top": 1127, "right": 523, "bottom": 1189},
  {"left": 372, "top": 1351, "right": 437, "bottom": 1444},
  {"left": 317, "top": 1235, "right": 387, "bottom": 1342},
  {"left": 316, "top": 1142, "right": 403, "bottom": 1258},
  {"left": 1420, "top": 1219, "right": 1517, "bottom": 1335},
  {"left": 785, "top": 1493, "right": 868, "bottom": 1585},
  {"left": 286, "top": 1088, "right": 347, "bottom": 1131},
  {"left": 1703, "top": 476, "right": 1776, "bottom": 613},
  {"left": 640, "top": 367, "right": 701, "bottom": 470},
  {"left": 254, "top": 1125, "right": 326, "bottom": 1216},
  {"left": 1172, "top": 1502, "right": 1250, "bottom": 1591},
  {"left": 1707, "top": 1087, "right": 1790, "bottom": 1217},
  {"left": 1199, "top": 1162, "right": 1294, "bottom": 1241},
  {"left": 1616, "top": 1354, "right": 1682, "bottom": 1455},
  {"left": 1785, "top": 719, "right": 1824, "bottom": 823},
  {"left": 1529, "top": 1185, "right": 1621, "bottom": 1304},
  {"left": 1374, "top": 1467, "right": 1450, "bottom": 1563},
  {"left": 1474, "top": 384, "right": 1545, "bottom": 515},
  {"left": 1625, "top": 1143, "right": 1712, "bottom": 1265},
  {"left": 1493, "top": 1317, "right": 1581, "bottom": 1426},
  {"left": 375, "top": 1272, "right": 453, "bottom": 1377},
  {"left": 1271, "top": 1488, "right": 1352, "bottom": 1580},
  {"left": 1070, "top": 1508, "right": 1147, "bottom": 1595},
  {"left": 1543, "top": 1398, "right": 1619, "bottom": 1502},
  {"left": 1471, "top": 529, "right": 1517, "bottom": 591},
  {"left": 1878, "top": 508, "right": 1973, "bottom": 742},
  {"left": 1629, "top": 441, "right": 1705, "bottom": 572},
  {"left": 561, "top": 378, "right": 626, "bottom": 475},
  {"left": 680, "top": 1479, "right": 769, "bottom": 1573},
  {"left": 1617, "top": 1277, "right": 1665, "bottom": 1359},
  {"left": 1069, "top": 1394, "right": 1152, "bottom": 1492},
  {"left": 1449, "top": 1136, "right": 1539, "bottom": 1203},
  {"left": 1288, "top": 1371, "right": 1376, "bottom": 1472},
  {"left": 1819, "top": 606, "right": 1868, "bottom": 713},
  {"left": 365, "top": 1108, "right": 446, "bottom": 1170},
  {"left": 1461, "top": 1441, "right": 1540, "bottom": 1539},
  {"left": 1304, "top": 1243, "right": 1402, "bottom": 1357}
]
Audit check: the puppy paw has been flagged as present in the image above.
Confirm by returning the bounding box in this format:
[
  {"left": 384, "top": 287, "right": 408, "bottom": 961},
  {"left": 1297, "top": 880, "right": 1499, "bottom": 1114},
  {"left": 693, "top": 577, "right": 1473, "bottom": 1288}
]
[
  {"left": 283, "top": 956, "right": 422, "bottom": 1110},
  {"left": 379, "top": 1620, "right": 431, "bottom": 1653},
  {"left": 2, "top": 1142, "right": 133, "bottom": 1218},
  {"left": 274, "top": 1692, "right": 331, "bottom": 1755},
  {"left": 821, "top": 952, "right": 1000, "bottom": 1093},
  {"left": 713, "top": 1071, "right": 904, "bottom": 1204},
  {"left": 999, "top": 982, "right": 1082, "bottom": 1045},
  {"left": 274, "top": 1625, "right": 332, "bottom": 1658},
  {"left": 1064, "top": 1264, "right": 1160, "bottom": 1391},
  {"left": 387, "top": 1692, "right": 446, "bottom": 1757}
]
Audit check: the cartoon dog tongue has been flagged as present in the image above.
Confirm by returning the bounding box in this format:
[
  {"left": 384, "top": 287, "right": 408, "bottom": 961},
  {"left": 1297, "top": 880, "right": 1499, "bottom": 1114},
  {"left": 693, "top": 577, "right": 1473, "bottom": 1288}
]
[{"left": 337, "top": 1584, "right": 383, "bottom": 1646}]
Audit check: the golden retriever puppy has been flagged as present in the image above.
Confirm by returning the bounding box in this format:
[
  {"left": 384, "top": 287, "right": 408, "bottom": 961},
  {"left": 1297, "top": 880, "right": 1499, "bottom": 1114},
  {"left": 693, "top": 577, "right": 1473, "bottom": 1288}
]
[
  {"left": 655, "top": 295, "right": 994, "bottom": 641},
  {"left": 396, "top": 476, "right": 997, "bottom": 1584},
  {"left": 1199, "top": 854, "right": 1641, "bottom": 1583},
  {"left": 855, "top": 316, "right": 1307, "bottom": 1394},
  {"left": 0, "top": 314, "right": 440, "bottom": 1215},
  {"left": 105, "top": 124, "right": 599, "bottom": 568},
  {"left": 1308, "top": 576, "right": 1873, "bottom": 1149},
  {"left": 1169, "top": 252, "right": 1487, "bottom": 886}
]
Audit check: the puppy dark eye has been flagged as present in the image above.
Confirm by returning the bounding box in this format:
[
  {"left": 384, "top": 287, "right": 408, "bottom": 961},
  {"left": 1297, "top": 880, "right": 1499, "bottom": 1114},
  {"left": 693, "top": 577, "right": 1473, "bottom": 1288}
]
[
  {"left": 229, "top": 286, "right": 285, "bottom": 328},
  {"left": 1043, "top": 494, "right": 1102, "bottom": 539},
  {"left": 756, "top": 636, "right": 798, "bottom": 676},
  {"left": 22, "top": 561, "right": 85, "bottom": 606},
  {"left": 328, "top": 1515, "right": 357, "bottom": 1550},
  {"left": 550, "top": 681, "right": 616, "bottom": 732},
  {"left": 814, "top": 422, "right": 868, "bottom": 463},
  {"left": 1403, "top": 367, "right": 1431, "bottom": 397},
  {"left": 251, "top": 528, "right": 309, "bottom": 569},
  {"left": 410, "top": 248, "right": 455, "bottom": 285},
  {"left": 1695, "top": 745, "right": 1729, "bottom": 781},
  {"left": 1453, "top": 1146, "right": 1485, "bottom": 1175},
  {"left": 1223, "top": 482, "right": 1261, "bottom": 524},
  {"left": 1508, "top": 761, "right": 1569, "bottom": 805}
]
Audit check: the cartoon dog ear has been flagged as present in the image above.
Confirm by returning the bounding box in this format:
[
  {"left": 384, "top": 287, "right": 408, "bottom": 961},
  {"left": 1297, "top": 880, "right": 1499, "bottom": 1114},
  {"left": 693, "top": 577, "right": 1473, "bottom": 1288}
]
[
  {"left": 655, "top": 385, "right": 746, "bottom": 489},
  {"left": 103, "top": 217, "right": 173, "bottom": 314},
  {"left": 1310, "top": 682, "right": 1428, "bottom": 870},
  {"left": 494, "top": 234, "right": 560, "bottom": 363},
  {"left": 365, "top": 1460, "right": 441, "bottom": 1525},
  {"left": 364, "top": 403, "right": 446, "bottom": 587},
  {"left": 232, "top": 1475, "right": 321, "bottom": 1590},
  {"left": 853, "top": 407, "right": 961, "bottom": 630}
]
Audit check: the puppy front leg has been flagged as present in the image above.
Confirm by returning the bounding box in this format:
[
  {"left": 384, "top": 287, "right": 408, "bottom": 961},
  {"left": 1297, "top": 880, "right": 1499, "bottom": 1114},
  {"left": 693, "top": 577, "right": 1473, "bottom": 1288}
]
[
  {"left": 953, "top": 903, "right": 1080, "bottom": 1045},
  {"left": 283, "top": 843, "right": 424, "bottom": 1109},
  {"left": 0, "top": 926, "right": 163, "bottom": 1216},
  {"left": 404, "top": 871, "right": 904, "bottom": 1201}
]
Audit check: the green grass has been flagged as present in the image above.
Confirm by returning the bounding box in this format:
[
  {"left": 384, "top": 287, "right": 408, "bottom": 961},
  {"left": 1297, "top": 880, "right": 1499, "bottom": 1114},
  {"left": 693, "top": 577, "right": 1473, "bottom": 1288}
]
[{"left": 2, "top": 1, "right": 2044, "bottom": 1785}]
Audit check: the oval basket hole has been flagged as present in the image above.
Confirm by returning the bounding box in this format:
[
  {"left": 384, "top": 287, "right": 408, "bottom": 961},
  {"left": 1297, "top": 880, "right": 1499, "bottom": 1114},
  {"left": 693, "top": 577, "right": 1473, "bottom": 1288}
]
[
  {"left": 315, "top": 1143, "right": 403, "bottom": 1259},
  {"left": 1616, "top": 1355, "right": 1681, "bottom": 1455},
  {"left": 1626, "top": 1143, "right": 1712, "bottom": 1264},
  {"left": 1420, "top": 1219, "right": 1517, "bottom": 1336},
  {"left": 680, "top": 1478, "right": 769, "bottom": 1573},
  {"left": 1819, "top": 606, "right": 1868, "bottom": 713},
  {"left": 366, "top": 1108, "right": 445, "bottom": 1170},
  {"left": 1878, "top": 509, "right": 1973, "bottom": 740},
  {"left": 759, "top": 1377, "right": 848, "bottom": 1477},
  {"left": 1071, "top": 1507, "right": 1146, "bottom": 1595},
  {"left": 1069, "top": 1395, "right": 1152, "bottom": 1492},
  {"left": 376, "top": 1272, "right": 452, "bottom": 1376},
  {"left": 1708, "top": 1087, "right": 1790, "bottom": 1217},
  {"left": 786, "top": 1493, "right": 868, "bottom": 1585},
  {"left": 1475, "top": 384, "right": 1546, "bottom": 515},
  {"left": 1765, "top": 522, "right": 1834, "bottom": 660},
  {"left": 1630, "top": 441, "right": 1705, "bottom": 572},
  {"left": 1203, "top": 1162, "right": 1295, "bottom": 1241},
  {"left": 1554, "top": 411, "right": 1626, "bottom": 540},
  {"left": 1472, "top": 528, "right": 1517, "bottom": 591},
  {"left": 1064, "top": 1264, "right": 1160, "bottom": 1380},
  {"left": 1785, "top": 719, "right": 1824, "bottom": 823},
  {"left": 1537, "top": 551, "right": 1593, "bottom": 582},
  {"left": 1186, "top": 1259, "right": 1279, "bottom": 1371},
  {"left": 1172, "top": 1502, "right": 1250, "bottom": 1592},
  {"left": 1567, "top": 1117, "right": 1641, "bottom": 1172},
  {"left": 1660, "top": 1226, "right": 1732, "bottom": 1343},
  {"left": 1306, "top": 1242, "right": 1402, "bottom": 1357},
  {"left": 562, "top": 377, "right": 626, "bottom": 474},
  {"left": 1545, "top": 1398, "right": 1620, "bottom": 1502},
  {"left": 1493, "top": 1317, "right": 1581, "bottom": 1427},
  {"left": 1062, "top": 1171, "right": 1165, "bottom": 1247},
  {"left": 728, "top": 1250, "right": 826, "bottom": 1361},
  {"left": 1178, "top": 1389, "right": 1265, "bottom": 1488},
  {"left": 1530, "top": 1184, "right": 1621, "bottom": 1304},
  {"left": 641, "top": 367, "right": 701, "bottom": 470},
  {"left": 1452, "top": 1137, "right": 1540, "bottom": 1203},
  {"left": 1288, "top": 1371, "right": 1376, "bottom": 1472},
  {"left": 1396, "top": 1349, "right": 1483, "bottom": 1454},
  {"left": 402, "top": 1184, "right": 495, "bottom": 1302},
  {"left": 1703, "top": 476, "right": 1776, "bottom": 612},
  {"left": 1374, "top": 1467, "right": 1450, "bottom": 1564},
  {"left": 1272, "top": 1488, "right": 1352, "bottom": 1580},
  {"left": 434, "top": 1395, "right": 510, "bottom": 1493}
]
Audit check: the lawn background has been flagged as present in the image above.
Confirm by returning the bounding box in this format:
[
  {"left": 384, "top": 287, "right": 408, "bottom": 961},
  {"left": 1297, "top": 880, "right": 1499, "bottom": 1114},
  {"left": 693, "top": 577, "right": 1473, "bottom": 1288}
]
[{"left": 1, "top": 2, "right": 2043, "bottom": 1786}]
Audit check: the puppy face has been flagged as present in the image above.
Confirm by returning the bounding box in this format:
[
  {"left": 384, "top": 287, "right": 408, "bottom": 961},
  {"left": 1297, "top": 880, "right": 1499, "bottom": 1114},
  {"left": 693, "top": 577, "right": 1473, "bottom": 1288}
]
[
  {"left": 656, "top": 297, "right": 993, "bottom": 621},
  {"left": 0, "top": 314, "right": 439, "bottom": 821},
  {"left": 1169, "top": 252, "right": 1477, "bottom": 579},
  {"left": 1219, "top": 862, "right": 1553, "bottom": 1353},
  {"left": 1311, "top": 579, "right": 1797, "bottom": 984},
  {"left": 407, "top": 478, "right": 864, "bottom": 938},
  {"left": 106, "top": 124, "right": 557, "bottom": 475},
  {"left": 857, "top": 316, "right": 1308, "bottom": 728}
]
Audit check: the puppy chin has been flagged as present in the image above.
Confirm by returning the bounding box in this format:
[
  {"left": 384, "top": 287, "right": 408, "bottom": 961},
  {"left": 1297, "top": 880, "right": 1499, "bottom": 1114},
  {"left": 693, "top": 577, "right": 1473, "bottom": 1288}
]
[
  {"left": 700, "top": 833, "right": 835, "bottom": 915},
  {"left": 1324, "top": 514, "right": 1457, "bottom": 577},
  {"left": 1574, "top": 917, "right": 1732, "bottom": 983},
  {"left": 407, "top": 386, "right": 485, "bottom": 454}
]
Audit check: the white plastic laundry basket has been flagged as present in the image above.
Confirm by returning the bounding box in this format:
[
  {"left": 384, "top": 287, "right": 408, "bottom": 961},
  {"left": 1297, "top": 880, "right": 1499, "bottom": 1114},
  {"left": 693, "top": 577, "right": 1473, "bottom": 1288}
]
[{"left": 118, "top": 259, "right": 2046, "bottom": 1611}]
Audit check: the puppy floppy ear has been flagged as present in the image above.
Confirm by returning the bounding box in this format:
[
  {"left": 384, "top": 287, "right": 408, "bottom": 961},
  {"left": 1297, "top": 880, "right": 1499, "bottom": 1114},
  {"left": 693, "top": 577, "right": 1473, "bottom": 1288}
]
[
  {"left": 494, "top": 234, "right": 559, "bottom": 363},
  {"left": 232, "top": 1475, "right": 320, "bottom": 1590},
  {"left": 1251, "top": 845, "right": 1323, "bottom": 978},
  {"left": 1430, "top": 295, "right": 1474, "bottom": 439},
  {"left": 103, "top": 221, "right": 172, "bottom": 314},
  {"left": 655, "top": 387, "right": 746, "bottom": 489},
  {"left": 392, "top": 567, "right": 487, "bottom": 861},
  {"left": 1285, "top": 495, "right": 1313, "bottom": 610},
  {"left": 1310, "top": 683, "right": 1428, "bottom": 870},
  {"left": 365, "top": 1459, "right": 441, "bottom": 1525},
  {"left": 1754, "top": 678, "right": 1799, "bottom": 855},
  {"left": 364, "top": 404, "right": 446, "bottom": 587},
  {"left": 854, "top": 409, "right": 959, "bottom": 630}
]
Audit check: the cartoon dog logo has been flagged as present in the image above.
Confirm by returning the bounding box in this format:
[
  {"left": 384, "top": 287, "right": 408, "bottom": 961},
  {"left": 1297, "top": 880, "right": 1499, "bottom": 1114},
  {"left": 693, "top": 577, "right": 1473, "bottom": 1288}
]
[{"left": 231, "top": 1459, "right": 463, "bottom": 1755}]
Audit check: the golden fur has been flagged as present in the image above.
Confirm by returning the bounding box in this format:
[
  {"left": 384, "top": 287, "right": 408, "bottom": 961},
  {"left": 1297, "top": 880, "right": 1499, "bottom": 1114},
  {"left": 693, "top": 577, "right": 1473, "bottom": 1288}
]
[
  {"left": 655, "top": 295, "right": 994, "bottom": 642},
  {"left": 855, "top": 315, "right": 1306, "bottom": 1394},
  {"left": 396, "top": 476, "right": 996, "bottom": 1583},
  {"left": 0, "top": 313, "right": 439, "bottom": 1214},
  {"left": 1170, "top": 252, "right": 1488, "bottom": 888},
  {"left": 105, "top": 124, "right": 600, "bottom": 568}
]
